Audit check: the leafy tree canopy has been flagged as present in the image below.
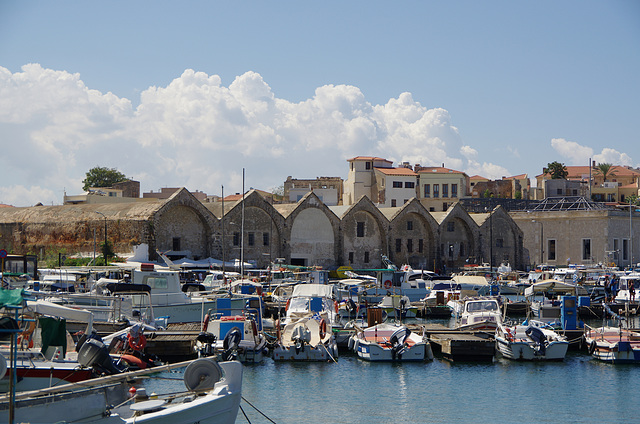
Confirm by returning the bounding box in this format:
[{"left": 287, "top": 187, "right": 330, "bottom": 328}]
[
  {"left": 82, "top": 167, "right": 128, "bottom": 191},
  {"left": 543, "top": 161, "right": 568, "bottom": 179}
]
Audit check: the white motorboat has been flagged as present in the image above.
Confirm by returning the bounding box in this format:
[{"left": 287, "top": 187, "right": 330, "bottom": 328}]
[
  {"left": 349, "top": 323, "right": 433, "bottom": 362},
  {"left": 524, "top": 280, "right": 588, "bottom": 323},
  {"left": 376, "top": 294, "right": 417, "bottom": 319},
  {"left": 495, "top": 321, "right": 569, "bottom": 361},
  {"left": 282, "top": 284, "right": 340, "bottom": 328},
  {"left": 195, "top": 313, "right": 267, "bottom": 363},
  {"left": 447, "top": 297, "right": 503, "bottom": 331},
  {"left": 272, "top": 316, "right": 338, "bottom": 362},
  {"left": 0, "top": 358, "right": 242, "bottom": 424}
]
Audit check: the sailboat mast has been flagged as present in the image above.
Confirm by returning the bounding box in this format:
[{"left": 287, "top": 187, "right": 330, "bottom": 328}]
[{"left": 241, "top": 168, "right": 245, "bottom": 277}]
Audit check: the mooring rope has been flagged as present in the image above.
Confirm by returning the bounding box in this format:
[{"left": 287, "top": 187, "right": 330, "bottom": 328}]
[{"left": 242, "top": 396, "right": 277, "bottom": 423}]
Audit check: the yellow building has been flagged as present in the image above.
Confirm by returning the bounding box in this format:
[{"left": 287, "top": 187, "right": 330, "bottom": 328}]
[{"left": 416, "top": 166, "right": 469, "bottom": 212}]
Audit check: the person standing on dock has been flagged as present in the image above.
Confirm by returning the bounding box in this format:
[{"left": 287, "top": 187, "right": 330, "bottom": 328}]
[
  {"left": 604, "top": 276, "right": 612, "bottom": 303},
  {"left": 629, "top": 279, "right": 636, "bottom": 303}
]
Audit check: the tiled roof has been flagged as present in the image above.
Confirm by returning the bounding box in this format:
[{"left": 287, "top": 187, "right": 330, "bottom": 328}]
[
  {"left": 537, "top": 165, "right": 640, "bottom": 179},
  {"left": 374, "top": 167, "right": 417, "bottom": 176}
]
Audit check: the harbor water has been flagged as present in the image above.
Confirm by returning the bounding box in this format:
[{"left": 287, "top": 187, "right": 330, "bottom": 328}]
[{"left": 240, "top": 351, "right": 635, "bottom": 424}]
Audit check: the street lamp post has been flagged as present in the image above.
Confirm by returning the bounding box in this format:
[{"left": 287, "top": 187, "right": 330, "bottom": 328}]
[{"left": 95, "top": 211, "right": 107, "bottom": 265}]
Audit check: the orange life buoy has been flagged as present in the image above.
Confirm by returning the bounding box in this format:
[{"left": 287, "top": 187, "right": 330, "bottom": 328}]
[
  {"left": 384, "top": 280, "right": 392, "bottom": 289},
  {"left": 319, "top": 318, "right": 327, "bottom": 339},
  {"left": 119, "top": 354, "right": 147, "bottom": 369},
  {"left": 17, "top": 321, "right": 36, "bottom": 349},
  {"left": 127, "top": 333, "right": 147, "bottom": 351}
]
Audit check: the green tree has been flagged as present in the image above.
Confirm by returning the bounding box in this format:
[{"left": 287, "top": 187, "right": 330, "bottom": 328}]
[
  {"left": 82, "top": 167, "right": 127, "bottom": 191},
  {"left": 543, "top": 161, "right": 568, "bottom": 179},
  {"left": 595, "top": 162, "right": 617, "bottom": 182}
]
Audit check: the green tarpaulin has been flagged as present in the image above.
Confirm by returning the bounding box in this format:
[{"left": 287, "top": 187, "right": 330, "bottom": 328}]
[
  {"left": 0, "top": 287, "right": 24, "bottom": 307},
  {"left": 39, "top": 317, "right": 67, "bottom": 357}
]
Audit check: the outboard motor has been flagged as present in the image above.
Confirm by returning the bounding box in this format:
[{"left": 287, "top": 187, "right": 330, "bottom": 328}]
[
  {"left": 221, "top": 326, "right": 242, "bottom": 361},
  {"left": 194, "top": 332, "right": 217, "bottom": 357},
  {"left": 291, "top": 324, "right": 312, "bottom": 354},
  {"left": 525, "top": 326, "right": 547, "bottom": 356},
  {"left": 78, "top": 337, "right": 123, "bottom": 375},
  {"left": 346, "top": 299, "right": 357, "bottom": 317},
  {"left": 389, "top": 326, "right": 411, "bottom": 360}
]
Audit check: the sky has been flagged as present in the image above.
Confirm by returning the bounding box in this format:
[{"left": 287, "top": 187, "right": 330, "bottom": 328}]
[{"left": 1, "top": 1, "right": 639, "bottom": 207}]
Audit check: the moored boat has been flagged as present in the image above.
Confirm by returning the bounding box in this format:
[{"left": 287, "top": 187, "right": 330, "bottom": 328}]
[
  {"left": 495, "top": 321, "right": 569, "bottom": 361},
  {"left": 349, "top": 323, "right": 433, "bottom": 362},
  {"left": 272, "top": 316, "right": 338, "bottom": 362}
]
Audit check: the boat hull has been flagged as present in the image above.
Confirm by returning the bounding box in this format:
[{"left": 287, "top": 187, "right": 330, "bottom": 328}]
[{"left": 495, "top": 337, "right": 568, "bottom": 361}]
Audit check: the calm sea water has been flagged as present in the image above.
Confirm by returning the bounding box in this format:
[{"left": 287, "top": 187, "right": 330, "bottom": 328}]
[
  {"left": 238, "top": 315, "right": 639, "bottom": 424},
  {"left": 240, "top": 351, "right": 637, "bottom": 424}
]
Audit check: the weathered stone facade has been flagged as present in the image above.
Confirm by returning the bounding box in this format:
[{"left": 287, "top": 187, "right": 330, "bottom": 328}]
[{"left": 0, "top": 187, "right": 528, "bottom": 271}]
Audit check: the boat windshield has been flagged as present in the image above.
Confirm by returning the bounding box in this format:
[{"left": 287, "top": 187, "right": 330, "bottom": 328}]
[{"left": 466, "top": 301, "right": 498, "bottom": 312}]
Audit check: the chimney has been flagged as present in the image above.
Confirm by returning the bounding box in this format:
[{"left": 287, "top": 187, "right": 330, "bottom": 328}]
[{"left": 442, "top": 163, "right": 445, "bottom": 168}]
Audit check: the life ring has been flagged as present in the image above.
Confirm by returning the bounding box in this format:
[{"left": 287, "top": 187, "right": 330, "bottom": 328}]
[
  {"left": 319, "top": 319, "right": 327, "bottom": 339},
  {"left": 17, "top": 320, "right": 36, "bottom": 349},
  {"left": 384, "top": 280, "right": 392, "bottom": 289},
  {"left": 275, "top": 319, "right": 281, "bottom": 341},
  {"left": 589, "top": 340, "right": 597, "bottom": 355},
  {"left": 127, "top": 332, "right": 147, "bottom": 351}
]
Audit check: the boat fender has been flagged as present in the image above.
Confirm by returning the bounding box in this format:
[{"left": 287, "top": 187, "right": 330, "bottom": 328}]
[
  {"left": 251, "top": 319, "right": 258, "bottom": 337},
  {"left": 319, "top": 319, "right": 327, "bottom": 340},
  {"left": 202, "top": 312, "right": 210, "bottom": 332},
  {"left": 275, "top": 319, "right": 281, "bottom": 342},
  {"left": 127, "top": 333, "right": 147, "bottom": 351},
  {"left": 334, "top": 300, "right": 339, "bottom": 313},
  {"left": 589, "top": 340, "right": 597, "bottom": 355},
  {"left": 0, "top": 354, "right": 6, "bottom": 380},
  {"left": 119, "top": 354, "right": 147, "bottom": 370}
]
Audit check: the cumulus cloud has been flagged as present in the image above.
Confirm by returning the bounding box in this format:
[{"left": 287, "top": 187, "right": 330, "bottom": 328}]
[
  {"left": 0, "top": 64, "right": 515, "bottom": 206},
  {"left": 551, "top": 137, "right": 634, "bottom": 167}
]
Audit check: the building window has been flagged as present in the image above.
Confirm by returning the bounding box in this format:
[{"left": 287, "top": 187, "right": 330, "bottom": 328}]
[
  {"left": 407, "top": 221, "right": 413, "bottom": 231},
  {"left": 623, "top": 239, "right": 629, "bottom": 261},
  {"left": 496, "top": 238, "right": 503, "bottom": 248},
  {"left": 407, "top": 239, "right": 413, "bottom": 253},
  {"left": 442, "top": 184, "right": 448, "bottom": 198},
  {"left": 429, "top": 207, "right": 435, "bottom": 212},
  {"left": 263, "top": 232, "right": 270, "bottom": 246},
  {"left": 418, "top": 239, "right": 424, "bottom": 253},
  {"left": 405, "top": 181, "right": 415, "bottom": 189},
  {"left": 448, "top": 244, "right": 454, "bottom": 258},
  {"left": 557, "top": 189, "right": 563, "bottom": 195},
  {"left": 447, "top": 222, "right": 455, "bottom": 232},
  {"left": 460, "top": 242, "right": 465, "bottom": 257},
  {"left": 582, "top": 239, "right": 592, "bottom": 261},
  {"left": 433, "top": 184, "right": 439, "bottom": 198},
  {"left": 548, "top": 239, "right": 556, "bottom": 261},
  {"left": 364, "top": 251, "right": 370, "bottom": 263},
  {"left": 248, "top": 232, "right": 255, "bottom": 246},
  {"left": 452, "top": 184, "right": 458, "bottom": 198},
  {"left": 424, "top": 184, "right": 430, "bottom": 198},
  {"left": 396, "top": 238, "right": 402, "bottom": 253},
  {"left": 172, "top": 237, "right": 181, "bottom": 251},
  {"left": 442, "top": 203, "right": 448, "bottom": 211},
  {"left": 366, "top": 162, "right": 372, "bottom": 170},
  {"left": 391, "top": 199, "right": 397, "bottom": 207},
  {"left": 233, "top": 232, "right": 240, "bottom": 246},
  {"left": 348, "top": 252, "right": 354, "bottom": 263},
  {"left": 392, "top": 181, "right": 403, "bottom": 188},
  {"left": 357, "top": 221, "right": 365, "bottom": 237}
]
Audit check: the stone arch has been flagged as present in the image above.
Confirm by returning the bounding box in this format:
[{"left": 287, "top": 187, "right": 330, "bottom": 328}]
[
  {"left": 481, "top": 206, "right": 523, "bottom": 270},
  {"left": 439, "top": 203, "right": 479, "bottom": 271},
  {"left": 340, "top": 196, "right": 389, "bottom": 268},
  {"left": 283, "top": 192, "right": 340, "bottom": 268},
  {"left": 218, "top": 190, "right": 285, "bottom": 268},
  {"left": 153, "top": 188, "right": 218, "bottom": 260},
  {"left": 388, "top": 199, "right": 439, "bottom": 270}
]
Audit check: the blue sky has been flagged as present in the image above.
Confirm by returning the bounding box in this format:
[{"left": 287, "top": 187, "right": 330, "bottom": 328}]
[{"left": 1, "top": 1, "right": 638, "bottom": 206}]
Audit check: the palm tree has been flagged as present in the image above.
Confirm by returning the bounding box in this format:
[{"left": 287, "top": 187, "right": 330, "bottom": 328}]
[{"left": 595, "top": 163, "right": 617, "bottom": 182}]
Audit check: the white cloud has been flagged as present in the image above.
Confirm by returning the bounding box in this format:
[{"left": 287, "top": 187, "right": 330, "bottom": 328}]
[
  {"left": 2, "top": 64, "right": 599, "bottom": 207},
  {"left": 551, "top": 137, "right": 634, "bottom": 168}
]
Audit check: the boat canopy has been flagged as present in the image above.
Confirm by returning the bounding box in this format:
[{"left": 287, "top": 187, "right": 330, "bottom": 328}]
[
  {"left": 524, "top": 279, "right": 588, "bottom": 297},
  {"left": 291, "top": 283, "right": 334, "bottom": 298},
  {"left": 452, "top": 275, "right": 489, "bottom": 286}
]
